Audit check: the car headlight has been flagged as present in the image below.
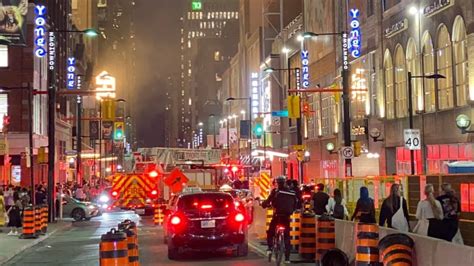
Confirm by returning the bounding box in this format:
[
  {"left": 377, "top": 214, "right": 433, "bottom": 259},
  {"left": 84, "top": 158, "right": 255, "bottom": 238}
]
[
  {"left": 99, "top": 195, "right": 110, "bottom": 203},
  {"left": 87, "top": 205, "right": 96, "bottom": 210}
]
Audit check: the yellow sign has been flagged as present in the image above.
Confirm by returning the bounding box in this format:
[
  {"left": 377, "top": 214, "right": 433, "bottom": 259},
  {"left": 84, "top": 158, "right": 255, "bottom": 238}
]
[
  {"left": 287, "top": 95, "right": 300, "bottom": 119},
  {"left": 292, "top": 145, "right": 306, "bottom": 151},
  {"left": 38, "top": 146, "right": 48, "bottom": 164},
  {"left": 101, "top": 99, "right": 116, "bottom": 121}
]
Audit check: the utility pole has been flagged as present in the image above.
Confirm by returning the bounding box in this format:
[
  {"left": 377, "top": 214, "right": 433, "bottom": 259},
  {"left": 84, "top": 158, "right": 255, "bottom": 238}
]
[
  {"left": 28, "top": 84, "right": 35, "bottom": 205},
  {"left": 342, "top": 31, "right": 352, "bottom": 177},
  {"left": 76, "top": 95, "right": 82, "bottom": 185},
  {"left": 47, "top": 32, "right": 57, "bottom": 222}
]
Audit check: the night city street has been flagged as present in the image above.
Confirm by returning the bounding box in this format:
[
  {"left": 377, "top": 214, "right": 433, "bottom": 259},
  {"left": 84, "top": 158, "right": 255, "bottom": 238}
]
[{"left": 1, "top": 0, "right": 474, "bottom": 265}]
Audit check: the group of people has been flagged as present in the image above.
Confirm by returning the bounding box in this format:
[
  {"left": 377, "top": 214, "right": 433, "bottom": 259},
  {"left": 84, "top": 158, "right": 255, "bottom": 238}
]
[
  {"left": 57, "top": 181, "right": 104, "bottom": 202},
  {"left": 261, "top": 177, "right": 463, "bottom": 264},
  {"left": 0, "top": 184, "right": 35, "bottom": 236}
]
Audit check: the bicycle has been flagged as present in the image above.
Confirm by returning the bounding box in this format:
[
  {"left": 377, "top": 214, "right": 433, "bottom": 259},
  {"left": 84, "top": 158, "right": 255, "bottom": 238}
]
[{"left": 268, "top": 225, "right": 286, "bottom": 265}]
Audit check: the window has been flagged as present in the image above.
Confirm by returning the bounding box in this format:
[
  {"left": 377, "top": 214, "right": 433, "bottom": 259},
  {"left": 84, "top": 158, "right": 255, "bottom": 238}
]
[
  {"left": 383, "top": 0, "right": 401, "bottom": 11},
  {"left": 394, "top": 45, "right": 407, "bottom": 118},
  {"left": 460, "top": 183, "right": 474, "bottom": 212},
  {"left": 367, "top": 0, "right": 374, "bottom": 17},
  {"left": 436, "top": 25, "right": 454, "bottom": 110},
  {"left": 452, "top": 16, "right": 469, "bottom": 106},
  {"left": 406, "top": 39, "right": 422, "bottom": 113},
  {"left": 422, "top": 32, "right": 436, "bottom": 112},
  {"left": 0, "top": 45, "right": 8, "bottom": 67},
  {"left": 384, "top": 49, "right": 395, "bottom": 119},
  {"left": 214, "top": 51, "right": 220, "bottom": 61}
]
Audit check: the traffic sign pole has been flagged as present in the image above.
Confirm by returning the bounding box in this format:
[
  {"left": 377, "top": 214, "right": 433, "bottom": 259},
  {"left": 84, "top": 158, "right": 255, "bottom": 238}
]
[{"left": 408, "top": 72, "right": 415, "bottom": 175}]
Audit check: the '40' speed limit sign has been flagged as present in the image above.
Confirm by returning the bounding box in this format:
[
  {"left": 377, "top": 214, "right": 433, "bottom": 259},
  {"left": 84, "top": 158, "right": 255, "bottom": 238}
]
[{"left": 404, "top": 129, "right": 421, "bottom": 150}]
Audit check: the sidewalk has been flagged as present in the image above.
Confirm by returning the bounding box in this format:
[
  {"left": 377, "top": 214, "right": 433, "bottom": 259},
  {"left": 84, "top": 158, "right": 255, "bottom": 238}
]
[{"left": 0, "top": 222, "right": 69, "bottom": 264}]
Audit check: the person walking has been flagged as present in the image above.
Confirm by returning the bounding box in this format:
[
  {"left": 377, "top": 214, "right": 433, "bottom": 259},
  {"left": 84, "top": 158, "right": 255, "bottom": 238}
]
[
  {"left": 7, "top": 191, "right": 22, "bottom": 236},
  {"left": 351, "top": 186, "right": 376, "bottom": 223},
  {"left": 436, "top": 183, "right": 462, "bottom": 242},
  {"left": 414, "top": 184, "right": 443, "bottom": 237},
  {"left": 326, "top": 188, "right": 349, "bottom": 219},
  {"left": 312, "top": 183, "right": 329, "bottom": 215},
  {"left": 74, "top": 186, "right": 86, "bottom": 201},
  {"left": 379, "top": 183, "right": 410, "bottom": 231},
  {"left": 0, "top": 190, "right": 6, "bottom": 232},
  {"left": 4, "top": 185, "right": 14, "bottom": 211}
]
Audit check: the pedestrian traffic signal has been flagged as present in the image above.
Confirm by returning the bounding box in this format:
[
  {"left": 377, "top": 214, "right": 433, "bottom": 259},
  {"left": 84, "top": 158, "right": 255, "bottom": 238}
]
[
  {"left": 114, "top": 122, "right": 124, "bottom": 140},
  {"left": 254, "top": 117, "right": 264, "bottom": 138},
  {"left": 303, "top": 101, "right": 310, "bottom": 114}
]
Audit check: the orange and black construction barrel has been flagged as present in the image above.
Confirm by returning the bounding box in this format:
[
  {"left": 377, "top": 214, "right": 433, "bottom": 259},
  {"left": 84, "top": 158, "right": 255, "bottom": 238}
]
[
  {"left": 379, "top": 233, "right": 414, "bottom": 266},
  {"left": 315, "top": 215, "right": 336, "bottom": 263},
  {"left": 41, "top": 204, "right": 48, "bottom": 234},
  {"left": 299, "top": 211, "right": 316, "bottom": 261},
  {"left": 321, "top": 248, "right": 349, "bottom": 266},
  {"left": 100, "top": 228, "right": 129, "bottom": 266},
  {"left": 289, "top": 211, "right": 300, "bottom": 253},
  {"left": 121, "top": 225, "right": 139, "bottom": 265},
  {"left": 20, "top": 205, "right": 37, "bottom": 239},
  {"left": 265, "top": 209, "right": 273, "bottom": 232},
  {"left": 355, "top": 223, "right": 380, "bottom": 266},
  {"left": 34, "top": 205, "right": 42, "bottom": 236},
  {"left": 154, "top": 206, "right": 164, "bottom": 226}
]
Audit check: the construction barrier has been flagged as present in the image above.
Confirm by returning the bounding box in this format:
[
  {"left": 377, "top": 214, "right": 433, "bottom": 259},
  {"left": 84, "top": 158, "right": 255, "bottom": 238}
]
[
  {"left": 289, "top": 211, "right": 300, "bottom": 253},
  {"left": 153, "top": 207, "right": 164, "bottom": 226},
  {"left": 315, "top": 215, "right": 336, "bottom": 263},
  {"left": 34, "top": 205, "right": 42, "bottom": 236},
  {"left": 321, "top": 248, "right": 349, "bottom": 266},
  {"left": 355, "top": 223, "right": 380, "bottom": 266},
  {"left": 119, "top": 222, "right": 139, "bottom": 266},
  {"left": 379, "top": 233, "right": 414, "bottom": 266},
  {"left": 299, "top": 211, "right": 316, "bottom": 260},
  {"left": 100, "top": 229, "right": 129, "bottom": 266},
  {"left": 41, "top": 204, "right": 48, "bottom": 234},
  {"left": 20, "top": 205, "right": 37, "bottom": 239}
]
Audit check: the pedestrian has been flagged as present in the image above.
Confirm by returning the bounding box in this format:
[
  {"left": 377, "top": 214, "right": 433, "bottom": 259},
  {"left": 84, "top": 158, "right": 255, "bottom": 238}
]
[
  {"left": 20, "top": 187, "right": 30, "bottom": 207},
  {"left": 4, "top": 185, "right": 14, "bottom": 211},
  {"left": 379, "top": 183, "right": 410, "bottom": 231},
  {"left": 436, "top": 183, "right": 462, "bottom": 243},
  {"left": 312, "top": 183, "right": 329, "bottom": 215},
  {"left": 287, "top": 179, "right": 302, "bottom": 209},
  {"left": 351, "top": 186, "right": 376, "bottom": 223},
  {"left": 413, "top": 184, "right": 443, "bottom": 237},
  {"left": 0, "top": 190, "right": 6, "bottom": 232},
  {"left": 326, "top": 188, "right": 348, "bottom": 220},
  {"left": 75, "top": 186, "right": 86, "bottom": 201},
  {"left": 7, "top": 191, "right": 22, "bottom": 236},
  {"left": 35, "top": 185, "right": 46, "bottom": 204}
]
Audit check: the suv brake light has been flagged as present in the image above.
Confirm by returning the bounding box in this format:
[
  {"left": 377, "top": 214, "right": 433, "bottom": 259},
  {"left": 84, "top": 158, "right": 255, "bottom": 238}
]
[
  {"left": 201, "top": 204, "right": 213, "bottom": 209},
  {"left": 111, "top": 191, "right": 118, "bottom": 197},
  {"left": 235, "top": 213, "right": 245, "bottom": 222},
  {"left": 170, "top": 216, "right": 181, "bottom": 225}
]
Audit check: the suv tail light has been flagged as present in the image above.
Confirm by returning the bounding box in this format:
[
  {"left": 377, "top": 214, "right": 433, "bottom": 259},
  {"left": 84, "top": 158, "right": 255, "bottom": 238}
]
[
  {"left": 235, "top": 213, "right": 245, "bottom": 222},
  {"left": 170, "top": 216, "right": 181, "bottom": 225},
  {"left": 201, "top": 204, "right": 213, "bottom": 210},
  {"left": 111, "top": 191, "right": 118, "bottom": 197}
]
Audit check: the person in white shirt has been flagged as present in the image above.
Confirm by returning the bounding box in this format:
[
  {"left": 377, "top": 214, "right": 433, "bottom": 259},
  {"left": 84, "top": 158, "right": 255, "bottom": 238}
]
[
  {"left": 414, "top": 184, "right": 443, "bottom": 237},
  {"left": 326, "top": 188, "right": 349, "bottom": 219}
]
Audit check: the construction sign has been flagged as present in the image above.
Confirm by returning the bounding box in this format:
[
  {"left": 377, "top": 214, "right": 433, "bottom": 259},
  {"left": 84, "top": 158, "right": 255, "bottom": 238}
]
[
  {"left": 254, "top": 171, "right": 271, "bottom": 199},
  {"left": 287, "top": 95, "right": 300, "bottom": 119},
  {"left": 164, "top": 168, "right": 190, "bottom": 193}
]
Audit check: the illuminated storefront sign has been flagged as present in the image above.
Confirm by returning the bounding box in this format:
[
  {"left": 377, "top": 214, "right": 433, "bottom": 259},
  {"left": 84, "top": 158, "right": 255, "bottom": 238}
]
[
  {"left": 301, "top": 50, "right": 310, "bottom": 88},
  {"left": 95, "top": 71, "right": 116, "bottom": 100},
  {"left": 342, "top": 33, "right": 349, "bottom": 70},
  {"left": 34, "top": 5, "right": 47, "bottom": 58},
  {"left": 295, "top": 68, "right": 301, "bottom": 90},
  {"left": 192, "top": 0, "right": 202, "bottom": 11},
  {"left": 48, "top": 32, "right": 56, "bottom": 70},
  {"left": 349, "top": 9, "right": 361, "bottom": 58},
  {"left": 67, "top": 57, "right": 76, "bottom": 89},
  {"left": 251, "top": 72, "right": 259, "bottom": 119}
]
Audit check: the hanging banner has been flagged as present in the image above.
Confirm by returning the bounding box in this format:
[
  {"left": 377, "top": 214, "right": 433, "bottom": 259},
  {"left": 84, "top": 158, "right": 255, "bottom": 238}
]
[
  {"left": 0, "top": 0, "right": 29, "bottom": 46},
  {"left": 102, "top": 121, "right": 113, "bottom": 140}
]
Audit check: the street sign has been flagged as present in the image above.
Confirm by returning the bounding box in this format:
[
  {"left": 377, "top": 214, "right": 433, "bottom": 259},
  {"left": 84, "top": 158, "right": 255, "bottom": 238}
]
[
  {"left": 341, "top": 146, "right": 354, "bottom": 159},
  {"left": 404, "top": 129, "right": 421, "bottom": 150},
  {"left": 292, "top": 145, "right": 306, "bottom": 151},
  {"left": 271, "top": 110, "right": 288, "bottom": 117}
]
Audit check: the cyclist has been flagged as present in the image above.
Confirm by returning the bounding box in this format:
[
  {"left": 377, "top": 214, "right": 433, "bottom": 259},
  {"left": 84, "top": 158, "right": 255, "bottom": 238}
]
[{"left": 262, "top": 176, "right": 298, "bottom": 264}]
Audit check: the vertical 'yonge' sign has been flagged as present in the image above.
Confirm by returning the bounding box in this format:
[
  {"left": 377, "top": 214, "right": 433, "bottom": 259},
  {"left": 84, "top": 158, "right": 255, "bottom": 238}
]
[
  {"left": 301, "top": 50, "right": 310, "bottom": 88},
  {"left": 34, "top": 5, "right": 47, "bottom": 57},
  {"left": 251, "top": 72, "right": 259, "bottom": 119},
  {"left": 349, "top": 9, "right": 361, "bottom": 58},
  {"left": 67, "top": 57, "right": 76, "bottom": 89}
]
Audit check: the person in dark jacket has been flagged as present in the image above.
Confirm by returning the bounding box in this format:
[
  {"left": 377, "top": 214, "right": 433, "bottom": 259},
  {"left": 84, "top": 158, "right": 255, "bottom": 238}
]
[
  {"left": 351, "top": 186, "right": 376, "bottom": 223},
  {"left": 286, "top": 179, "right": 302, "bottom": 209},
  {"left": 379, "top": 183, "right": 409, "bottom": 228},
  {"left": 436, "top": 183, "right": 461, "bottom": 241},
  {"left": 262, "top": 176, "right": 298, "bottom": 264},
  {"left": 312, "top": 183, "right": 329, "bottom": 215}
]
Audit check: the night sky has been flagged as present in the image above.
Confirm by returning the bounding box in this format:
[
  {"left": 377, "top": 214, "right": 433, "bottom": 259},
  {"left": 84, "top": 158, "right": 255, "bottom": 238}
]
[{"left": 134, "top": 0, "right": 183, "bottom": 147}]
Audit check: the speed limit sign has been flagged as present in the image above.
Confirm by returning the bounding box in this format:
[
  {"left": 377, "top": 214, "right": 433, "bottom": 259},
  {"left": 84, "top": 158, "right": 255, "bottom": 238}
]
[{"left": 404, "top": 129, "right": 421, "bottom": 150}]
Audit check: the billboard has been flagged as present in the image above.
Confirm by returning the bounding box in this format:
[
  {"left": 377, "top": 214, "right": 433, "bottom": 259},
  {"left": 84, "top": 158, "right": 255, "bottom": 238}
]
[{"left": 0, "top": 0, "right": 28, "bottom": 45}]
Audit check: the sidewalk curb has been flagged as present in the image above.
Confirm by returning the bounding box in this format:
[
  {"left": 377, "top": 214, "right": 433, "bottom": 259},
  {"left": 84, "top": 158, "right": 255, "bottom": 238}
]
[
  {"left": 249, "top": 241, "right": 267, "bottom": 257},
  {"left": 0, "top": 222, "right": 70, "bottom": 264}
]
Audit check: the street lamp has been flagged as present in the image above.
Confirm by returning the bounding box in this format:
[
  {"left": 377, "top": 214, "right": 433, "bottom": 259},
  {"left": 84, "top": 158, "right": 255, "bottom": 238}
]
[
  {"left": 407, "top": 72, "right": 446, "bottom": 174},
  {"left": 456, "top": 114, "right": 474, "bottom": 134},
  {"left": 326, "top": 142, "right": 338, "bottom": 154},
  {"left": 369, "top": 128, "right": 384, "bottom": 142},
  {"left": 55, "top": 28, "right": 100, "bottom": 37}
]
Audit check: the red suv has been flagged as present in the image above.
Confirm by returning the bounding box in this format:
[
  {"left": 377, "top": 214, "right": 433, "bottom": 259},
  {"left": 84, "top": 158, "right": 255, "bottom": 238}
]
[{"left": 165, "top": 192, "right": 248, "bottom": 259}]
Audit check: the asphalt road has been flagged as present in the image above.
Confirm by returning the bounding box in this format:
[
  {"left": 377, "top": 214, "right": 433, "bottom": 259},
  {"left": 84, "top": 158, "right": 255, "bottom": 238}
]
[{"left": 4, "top": 211, "right": 270, "bottom": 266}]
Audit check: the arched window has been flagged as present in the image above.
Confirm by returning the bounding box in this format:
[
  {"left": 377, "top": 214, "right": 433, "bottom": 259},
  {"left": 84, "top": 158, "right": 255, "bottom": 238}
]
[
  {"left": 422, "top": 32, "right": 436, "bottom": 112},
  {"left": 394, "top": 45, "right": 407, "bottom": 118},
  {"left": 437, "top": 25, "right": 454, "bottom": 110},
  {"left": 406, "top": 38, "right": 422, "bottom": 113},
  {"left": 452, "top": 16, "right": 469, "bottom": 106},
  {"left": 384, "top": 49, "right": 395, "bottom": 119}
]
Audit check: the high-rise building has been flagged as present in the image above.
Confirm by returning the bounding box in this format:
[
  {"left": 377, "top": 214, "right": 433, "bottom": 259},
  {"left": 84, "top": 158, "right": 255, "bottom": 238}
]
[{"left": 178, "top": 0, "right": 239, "bottom": 147}]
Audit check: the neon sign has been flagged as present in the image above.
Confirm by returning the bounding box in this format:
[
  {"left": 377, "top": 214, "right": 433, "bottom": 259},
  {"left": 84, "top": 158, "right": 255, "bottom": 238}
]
[
  {"left": 301, "top": 50, "right": 310, "bottom": 88},
  {"left": 349, "top": 9, "right": 361, "bottom": 58},
  {"left": 95, "top": 71, "right": 116, "bottom": 100},
  {"left": 34, "top": 5, "right": 47, "bottom": 58},
  {"left": 251, "top": 72, "right": 259, "bottom": 119},
  {"left": 67, "top": 57, "right": 76, "bottom": 89},
  {"left": 342, "top": 33, "right": 349, "bottom": 70}
]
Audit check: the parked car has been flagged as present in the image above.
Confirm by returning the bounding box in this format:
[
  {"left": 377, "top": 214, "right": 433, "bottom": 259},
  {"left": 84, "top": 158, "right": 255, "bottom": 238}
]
[{"left": 62, "top": 195, "right": 101, "bottom": 221}]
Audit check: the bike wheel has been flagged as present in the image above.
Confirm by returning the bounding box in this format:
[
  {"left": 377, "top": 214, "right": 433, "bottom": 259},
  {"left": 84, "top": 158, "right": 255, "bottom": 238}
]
[{"left": 275, "top": 234, "right": 284, "bottom": 266}]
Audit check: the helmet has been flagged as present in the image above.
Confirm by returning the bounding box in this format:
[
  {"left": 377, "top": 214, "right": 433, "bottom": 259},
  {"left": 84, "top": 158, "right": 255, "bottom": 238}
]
[
  {"left": 219, "top": 184, "right": 233, "bottom": 192},
  {"left": 275, "top": 176, "right": 287, "bottom": 184}
]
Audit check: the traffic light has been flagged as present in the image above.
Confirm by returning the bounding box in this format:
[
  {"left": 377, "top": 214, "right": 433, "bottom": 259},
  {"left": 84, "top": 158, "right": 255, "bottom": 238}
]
[
  {"left": 254, "top": 117, "right": 264, "bottom": 138},
  {"left": 302, "top": 101, "right": 310, "bottom": 114},
  {"left": 114, "top": 122, "right": 124, "bottom": 140},
  {"left": 354, "top": 140, "right": 362, "bottom": 157}
]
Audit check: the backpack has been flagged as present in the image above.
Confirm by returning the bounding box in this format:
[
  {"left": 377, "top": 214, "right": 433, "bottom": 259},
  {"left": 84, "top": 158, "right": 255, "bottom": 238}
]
[
  {"left": 332, "top": 202, "right": 344, "bottom": 219},
  {"left": 273, "top": 189, "right": 297, "bottom": 216}
]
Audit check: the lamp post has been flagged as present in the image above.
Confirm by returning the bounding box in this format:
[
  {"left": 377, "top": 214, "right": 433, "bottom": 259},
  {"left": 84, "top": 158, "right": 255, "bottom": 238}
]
[
  {"left": 456, "top": 114, "right": 474, "bottom": 134},
  {"left": 407, "top": 72, "right": 445, "bottom": 174},
  {"left": 226, "top": 97, "right": 251, "bottom": 181}
]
